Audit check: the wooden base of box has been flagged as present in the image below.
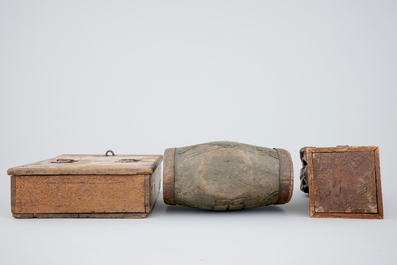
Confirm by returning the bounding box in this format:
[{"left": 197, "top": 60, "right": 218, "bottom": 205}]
[{"left": 13, "top": 213, "right": 148, "bottom": 218}]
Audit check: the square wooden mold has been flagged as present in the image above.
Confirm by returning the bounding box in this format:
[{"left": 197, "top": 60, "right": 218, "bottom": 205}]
[
  {"left": 304, "top": 146, "right": 383, "bottom": 219},
  {"left": 7, "top": 152, "right": 163, "bottom": 218}
]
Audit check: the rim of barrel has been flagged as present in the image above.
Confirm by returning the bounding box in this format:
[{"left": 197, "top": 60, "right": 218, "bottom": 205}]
[
  {"left": 274, "top": 148, "right": 294, "bottom": 204},
  {"left": 163, "top": 148, "right": 176, "bottom": 205}
]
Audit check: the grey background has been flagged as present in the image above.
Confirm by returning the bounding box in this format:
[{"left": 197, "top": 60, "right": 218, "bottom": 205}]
[{"left": 0, "top": 1, "right": 396, "bottom": 264}]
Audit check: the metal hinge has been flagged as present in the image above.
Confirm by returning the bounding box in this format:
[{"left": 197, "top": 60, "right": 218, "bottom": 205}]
[{"left": 51, "top": 159, "right": 77, "bottom": 163}]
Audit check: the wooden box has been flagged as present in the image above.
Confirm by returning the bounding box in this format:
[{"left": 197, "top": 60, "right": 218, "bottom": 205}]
[
  {"left": 7, "top": 151, "right": 163, "bottom": 218},
  {"left": 300, "top": 146, "right": 383, "bottom": 219}
]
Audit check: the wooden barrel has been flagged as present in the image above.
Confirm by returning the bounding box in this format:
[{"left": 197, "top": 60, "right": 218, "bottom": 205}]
[{"left": 163, "top": 141, "right": 293, "bottom": 211}]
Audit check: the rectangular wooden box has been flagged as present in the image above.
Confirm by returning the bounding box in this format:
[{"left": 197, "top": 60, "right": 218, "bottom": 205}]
[
  {"left": 300, "top": 146, "right": 383, "bottom": 219},
  {"left": 7, "top": 153, "right": 163, "bottom": 218}
]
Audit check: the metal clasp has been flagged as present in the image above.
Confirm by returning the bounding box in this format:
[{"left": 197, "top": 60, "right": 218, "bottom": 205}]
[
  {"left": 51, "top": 159, "right": 76, "bottom": 163},
  {"left": 117, "top": 159, "right": 140, "bottom": 163}
]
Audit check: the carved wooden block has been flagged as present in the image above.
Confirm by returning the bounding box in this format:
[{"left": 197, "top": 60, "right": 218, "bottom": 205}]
[
  {"left": 8, "top": 152, "right": 163, "bottom": 218},
  {"left": 300, "top": 146, "right": 383, "bottom": 219},
  {"left": 163, "top": 141, "right": 293, "bottom": 211}
]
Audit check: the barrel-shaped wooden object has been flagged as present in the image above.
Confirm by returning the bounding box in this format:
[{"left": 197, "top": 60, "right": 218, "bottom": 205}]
[{"left": 163, "top": 141, "right": 293, "bottom": 211}]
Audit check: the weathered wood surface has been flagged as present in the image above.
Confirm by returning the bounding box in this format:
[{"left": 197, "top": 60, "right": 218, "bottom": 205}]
[
  {"left": 148, "top": 164, "right": 161, "bottom": 212},
  {"left": 163, "top": 141, "right": 293, "bottom": 211},
  {"left": 13, "top": 213, "right": 148, "bottom": 218},
  {"left": 7, "top": 154, "right": 163, "bottom": 175},
  {"left": 303, "top": 146, "right": 383, "bottom": 219},
  {"left": 374, "top": 147, "right": 384, "bottom": 219},
  {"left": 13, "top": 175, "right": 146, "bottom": 214},
  {"left": 274, "top": 148, "right": 294, "bottom": 205},
  {"left": 9, "top": 154, "right": 163, "bottom": 218},
  {"left": 163, "top": 148, "right": 176, "bottom": 205}
]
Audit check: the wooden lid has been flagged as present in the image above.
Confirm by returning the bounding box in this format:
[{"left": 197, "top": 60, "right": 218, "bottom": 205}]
[{"left": 7, "top": 153, "right": 163, "bottom": 176}]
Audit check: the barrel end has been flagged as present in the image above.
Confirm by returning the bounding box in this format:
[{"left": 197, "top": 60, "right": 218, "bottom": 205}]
[
  {"left": 163, "top": 148, "right": 176, "bottom": 205},
  {"left": 274, "top": 148, "right": 294, "bottom": 205}
]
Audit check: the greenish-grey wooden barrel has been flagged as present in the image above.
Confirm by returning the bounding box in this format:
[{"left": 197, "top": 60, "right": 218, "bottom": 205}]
[{"left": 163, "top": 141, "right": 293, "bottom": 211}]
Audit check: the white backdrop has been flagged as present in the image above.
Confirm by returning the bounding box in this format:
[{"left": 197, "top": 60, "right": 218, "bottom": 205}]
[{"left": 1, "top": 1, "right": 396, "bottom": 264}]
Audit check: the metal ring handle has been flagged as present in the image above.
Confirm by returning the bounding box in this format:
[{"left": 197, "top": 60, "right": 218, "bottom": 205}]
[{"left": 105, "top": 150, "right": 115, "bottom": 156}]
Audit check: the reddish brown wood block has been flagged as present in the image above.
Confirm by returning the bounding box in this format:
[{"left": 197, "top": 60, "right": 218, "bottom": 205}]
[
  {"left": 8, "top": 153, "right": 163, "bottom": 218},
  {"left": 300, "top": 146, "right": 383, "bottom": 219}
]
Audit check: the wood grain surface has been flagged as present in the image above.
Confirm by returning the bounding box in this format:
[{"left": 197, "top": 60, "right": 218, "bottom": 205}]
[
  {"left": 306, "top": 146, "right": 383, "bottom": 219},
  {"left": 12, "top": 213, "right": 148, "bottom": 218},
  {"left": 9, "top": 154, "right": 163, "bottom": 218},
  {"left": 13, "top": 175, "right": 146, "bottom": 214},
  {"left": 163, "top": 148, "right": 176, "bottom": 205},
  {"left": 7, "top": 154, "right": 163, "bottom": 175},
  {"left": 374, "top": 147, "right": 384, "bottom": 219},
  {"left": 274, "top": 148, "right": 294, "bottom": 204},
  {"left": 166, "top": 141, "right": 293, "bottom": 211},
  {"left": 149, "top": 164, "right": 161, "bottom": 212}
]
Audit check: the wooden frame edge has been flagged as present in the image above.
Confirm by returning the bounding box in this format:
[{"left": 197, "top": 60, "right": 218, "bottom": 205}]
[
  {"left": 13, "top": 213, "right": 148, "bottom": 218},
  {"left": 146, "top": 164, "right": 162, "bottom": 214},
  {"left": 311, "top": 212, "right": 383, "bottom": 219},
  {"left": 144, "top": 174, "right": 150, "bottom": 213},
  {"left": 374, "top": 147, "right": 384, "bottom": 219},
  {"left": 307, "top": 149, "right": 316, "bottom": 217},
  {"left": 306, "top": 146, "right": 378, "bottom": 153},
  {"left": 11, "top": 175, "right": 16, "bottom": 215}
]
